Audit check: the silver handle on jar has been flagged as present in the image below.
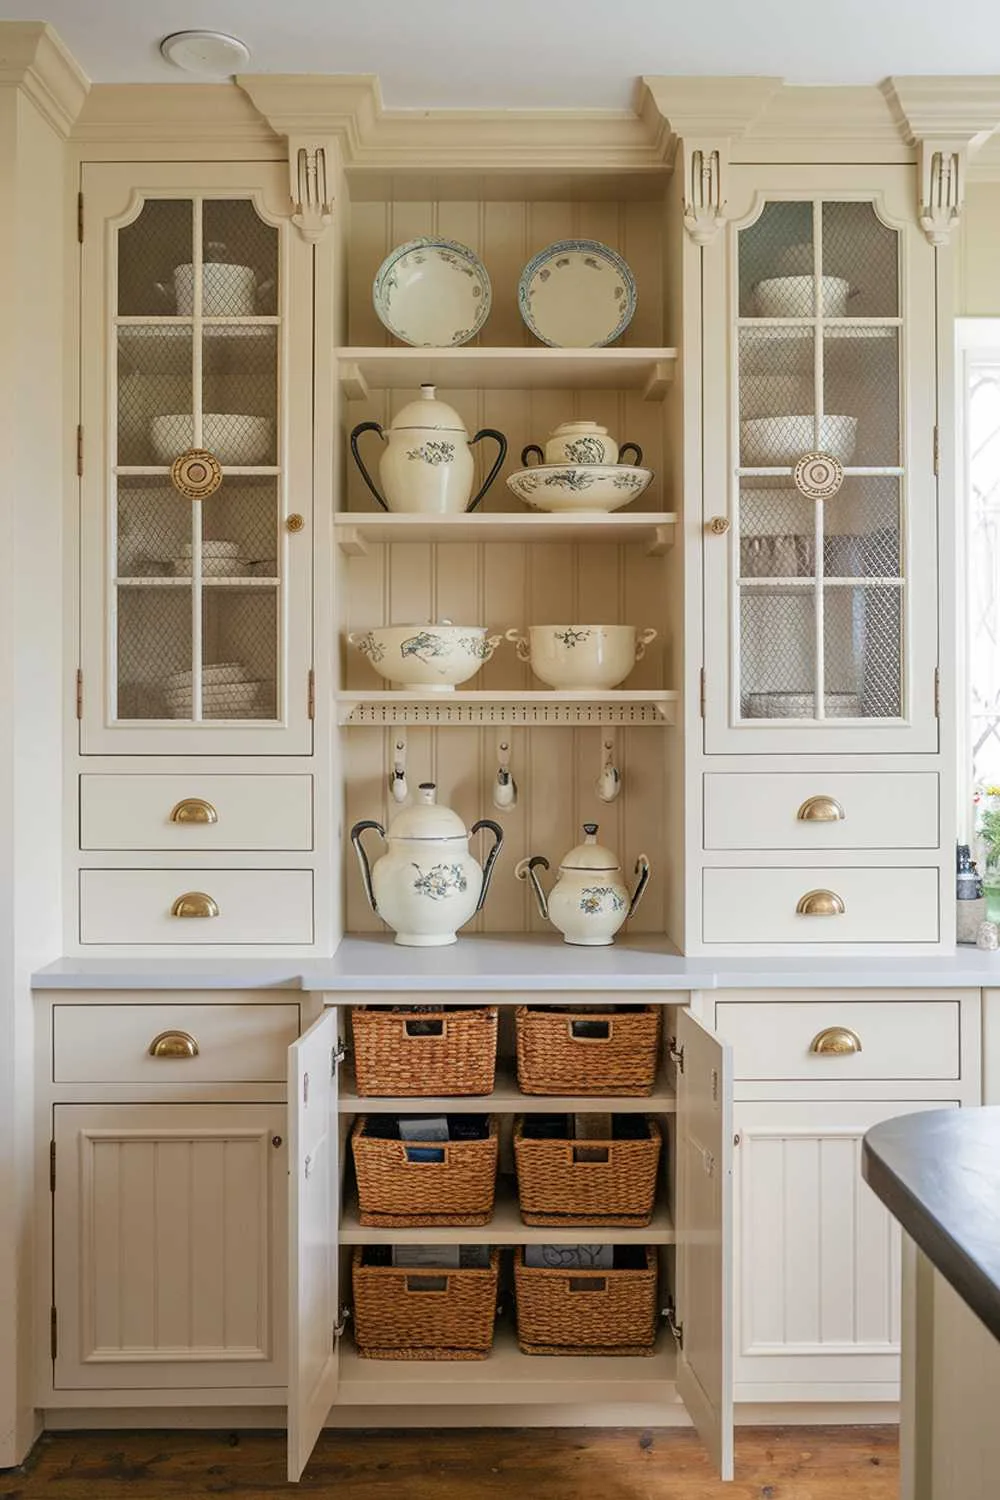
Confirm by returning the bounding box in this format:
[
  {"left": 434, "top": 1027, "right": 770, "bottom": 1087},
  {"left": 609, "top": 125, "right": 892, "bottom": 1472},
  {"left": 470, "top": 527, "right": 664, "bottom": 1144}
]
[
  {"left": 349, "top": 421, "right": 390, "bottom": 512},
  {"left": 350, "top": 819, "right": 386, "bottom": 913},
  {"left": 471, "top": 818, "right": 504, "bottom": 913},
  {"left": 515, "top": 854, "right": 550, "bottom": 922},
  {"left": 466, "top": 429, "right": 508, "bottom": 512}
]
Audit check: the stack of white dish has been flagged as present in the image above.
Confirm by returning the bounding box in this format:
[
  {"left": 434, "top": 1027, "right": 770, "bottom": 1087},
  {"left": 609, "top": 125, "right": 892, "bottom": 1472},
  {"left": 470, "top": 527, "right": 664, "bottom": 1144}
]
[
  {"left": 150, "top": 414, "right": 272, "bottom": 466},
  {"left": 163, "top": 662, "right": 266, "bottom": 719},
  {"left": 741, "top": 414, "right": 858, "bottom": 466},
  {"left": 171, "top": 540, "right": 244, "bottom": 577}
]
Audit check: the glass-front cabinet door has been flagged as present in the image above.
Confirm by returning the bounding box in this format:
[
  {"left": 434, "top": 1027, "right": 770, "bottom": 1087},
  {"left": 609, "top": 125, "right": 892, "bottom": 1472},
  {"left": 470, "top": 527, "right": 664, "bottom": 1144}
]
[
  {"left": 79, "top": 163, "right": 313, "bottom": 754},
  {"left": 703, "top": 167, "right": 939, "bottom": 754}
]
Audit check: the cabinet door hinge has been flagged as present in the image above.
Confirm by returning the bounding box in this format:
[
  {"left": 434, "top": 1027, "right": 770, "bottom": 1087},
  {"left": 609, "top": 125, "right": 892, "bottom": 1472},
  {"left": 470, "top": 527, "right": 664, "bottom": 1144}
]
[
  {"left": 76, "top": 424, "right": 84, "bottom": 477},
  {"left": 663, "top": 1302, "right": 683, "bottom": 1349},
  {"left": 308, "top": 668, "right": 315, "bottom": 720},
  {"left": 331, "top": 1039, "right": 346, "bottom": 1075},
  {"left": 49, "top": 1139, "right": 56, "bottom": 1192},
  {"left": 77, "top": 191, "right": 84, "bottom": 244},
  {"left": 668, "top": 1039, "right": 684, "bottom": 1073},
  {"left": 333, "top": 1306, "right": 351, "bottom": 1346},
  {"left": 933, "top": 423, "right": 940, "bottom": 478},
  {"left": 699, "top": 668, "right": 706, "bottom": 718},
  {"left": 934, "top": 667, "right": 940, "bottom": 719},
  {"left": 75, "top": 669, "right": 83, "bottom": 720},
  {"left": 50, "top": 1306, "right": 58, "bottom": 1360}
]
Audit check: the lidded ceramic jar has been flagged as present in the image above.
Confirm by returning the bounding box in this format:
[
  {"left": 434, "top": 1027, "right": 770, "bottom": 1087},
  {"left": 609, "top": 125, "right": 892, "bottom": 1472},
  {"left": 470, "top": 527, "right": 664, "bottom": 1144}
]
[
  {"left": 516, "top": 823, "right": 650, "bottom": 947},
  {"left": 350, "top": 384, "right": 507, "bottom": 515},
  {"left": 351, "top": 783, "right": 504, "bottom": 946},
  {"left": 521, "top": 419, "right": 643, "bottom": 468}
]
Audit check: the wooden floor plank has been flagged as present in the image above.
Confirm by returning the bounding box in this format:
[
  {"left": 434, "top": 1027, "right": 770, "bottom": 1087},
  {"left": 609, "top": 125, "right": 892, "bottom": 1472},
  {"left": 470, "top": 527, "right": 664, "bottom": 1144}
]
[{"left": 1, "top": 1427, "right": 898, "bottom": 1499}]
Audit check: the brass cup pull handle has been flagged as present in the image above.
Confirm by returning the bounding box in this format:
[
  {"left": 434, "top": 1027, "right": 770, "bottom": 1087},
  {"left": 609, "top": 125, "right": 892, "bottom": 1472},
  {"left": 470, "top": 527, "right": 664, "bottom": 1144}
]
[
  {"left": 170, "top": 891, "right": 220, "bottom": 919},
  {"left": 169, "top": 798, "right": 218, "bottom": 826},
  {"left": 795, "top": 889, "right": 846, "bottom": 916},
  {"left": 797, "top": 795, "right": 845, "bottom": 823},
  {"left": 149, "top": 1030, "right": 199, "bottom": 1059},
  {"left": 809, "top": 1026, "right": 862, "bottom": 1056}
]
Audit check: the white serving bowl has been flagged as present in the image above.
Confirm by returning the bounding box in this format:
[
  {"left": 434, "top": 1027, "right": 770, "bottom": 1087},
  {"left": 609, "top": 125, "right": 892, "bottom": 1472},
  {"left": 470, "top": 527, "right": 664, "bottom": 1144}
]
[
  {"left": 741, "top": 415, "right": 857, "bottom": 467},
  {"left": 744, "top": 691, "right": 861, "bottom": 719},
  {"left": 348, "top": 624, "right": 502, "bottom": 693},
  {"left": 150, "top": 414, "right": 272, "bottom": 466},
  {"left": 507, "top": 624, "right": 657, "bottom": 692},
  {"left": 172, "top": 556, "right": 245, "bottom": 577},
  {"left": 164, "top": 680, "right": 264, "bottom": 718},
  {"left": 171, "top": 262, "right": 257, "bottom": 317},
  {"left": 166, "top": 662, "right": 248, "bottom": 691},
  {"left": 506, "top": 463, "right": 653, "bottom": 514},
  {"left": 752, "top": 275, "right": 849, "bottom": 318}
]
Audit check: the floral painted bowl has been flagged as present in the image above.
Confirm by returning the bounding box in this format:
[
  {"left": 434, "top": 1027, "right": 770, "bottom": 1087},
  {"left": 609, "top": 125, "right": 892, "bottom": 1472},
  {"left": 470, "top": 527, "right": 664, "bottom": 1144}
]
[
  {"left": 348, "top": 623, "right": 503, "bottom": 692},
  {"left": 505, "top": 463, "right": 653, "bottom": 514},
  {"left": 505, "top": 625, "right": 657, "bottom": 691}
]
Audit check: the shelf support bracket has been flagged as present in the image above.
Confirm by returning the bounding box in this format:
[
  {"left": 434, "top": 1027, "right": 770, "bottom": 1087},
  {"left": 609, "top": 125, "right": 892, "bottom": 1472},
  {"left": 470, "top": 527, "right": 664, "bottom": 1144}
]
[
  {"left": 336, "top": 525, "right": 368, "bottom": 559},
  {"left": 642, "top": 361, "right": 675, "bottom": 404},
  {"left": 645, "top": 523, "right": 675, "bottom": 557},
  {"left": 339, "top": 361, "right": 369, "bottom": 403}
]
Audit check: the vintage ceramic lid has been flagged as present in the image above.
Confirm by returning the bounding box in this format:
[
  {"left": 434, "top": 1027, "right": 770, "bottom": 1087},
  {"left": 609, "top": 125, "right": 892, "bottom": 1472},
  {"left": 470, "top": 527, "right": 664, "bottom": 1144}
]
[
  {"left": 390, "top": 384, "right": 467, "bottom": 433},
  {"left": 388, "top": 782, "right": 468, "bottom": 841},
  {"left": 559, "top": 823, "right": 621, "bottom": 872},
  {"left": 549, "top": 420, "right": 609, "bottom": 439}
]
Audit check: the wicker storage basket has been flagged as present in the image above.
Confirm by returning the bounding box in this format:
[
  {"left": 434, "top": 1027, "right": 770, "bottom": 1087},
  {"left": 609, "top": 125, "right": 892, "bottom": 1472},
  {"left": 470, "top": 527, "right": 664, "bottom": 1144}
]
[
  {"left": 351, "top": 1005, "right": 498, "bottom": 1096},
  {"left": 513, "top": 1115, "right": 661, "bottom": 1227},
  {"left": 352, "top": 1115, "right": 499, "bottom": 1227},
  {"left": 515, "top": 1005, "right": 661, "bottom": 1096},
  {"left": 353, "top": 1247, "right": 500, "bottom": 1360},
  {"left": 514, "top": 1246, "right": 658, "bottom": 1356}
]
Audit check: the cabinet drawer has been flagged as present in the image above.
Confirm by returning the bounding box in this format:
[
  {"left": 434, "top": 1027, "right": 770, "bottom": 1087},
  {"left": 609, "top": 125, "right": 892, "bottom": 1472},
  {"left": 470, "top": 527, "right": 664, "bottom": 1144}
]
[
  {"left": 716, "top": 998, "right": 961, "bottom": 1080},
  {"left": 80, "top": 774, "right": 313, "bottom": 851},
  {"left": 53, "top": 1001, "right": 300, "bottom": 1083},
  {"left": 79, "top": 869, "right": 314, "bottom": 945},
  {"left": 704, "top": 772, "right": 939, "bottom": 851},
  {"left": 702, "top": 867, "right": 939, "bottom": 944}
]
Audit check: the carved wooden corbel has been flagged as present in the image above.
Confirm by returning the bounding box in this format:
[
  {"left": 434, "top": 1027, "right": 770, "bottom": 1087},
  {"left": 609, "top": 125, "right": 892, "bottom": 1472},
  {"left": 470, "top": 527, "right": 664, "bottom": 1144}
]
[
  {"left": 917, "top": 140, "right": 965, "bottom": 247},
  {"left": 681, "top": 139, "right": 728, "bottom": 246},
  {"left": 288, "top": 138, "right": 335, "bottom": 243}
]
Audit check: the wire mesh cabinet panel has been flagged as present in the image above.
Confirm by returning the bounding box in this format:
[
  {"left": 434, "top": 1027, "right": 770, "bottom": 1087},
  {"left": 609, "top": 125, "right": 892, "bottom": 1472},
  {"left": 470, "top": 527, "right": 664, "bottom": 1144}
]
[
  {"left": 702, "top": 167, "right": 939, "bottom": 755},
  {"left": 79, "top": 163, "right": 313, "bottom": 754}
]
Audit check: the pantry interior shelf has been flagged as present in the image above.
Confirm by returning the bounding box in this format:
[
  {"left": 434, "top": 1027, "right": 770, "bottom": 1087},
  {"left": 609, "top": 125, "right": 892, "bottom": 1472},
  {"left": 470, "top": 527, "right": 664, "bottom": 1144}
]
[
  {"left": 338, "top": 346, "right": 677, "bottom": 399},
  {"left": 335, "top": 690, "right": 679, "bottom": 727},
  {"left": 334, "top": 512, "right": 677, "bottom": 555},
  {"left": 339, "top": 1186, "right": 675, "bottom": 1247},
  {"left": 338, "top": 1068, "right": 676, "bottom": 1114}
]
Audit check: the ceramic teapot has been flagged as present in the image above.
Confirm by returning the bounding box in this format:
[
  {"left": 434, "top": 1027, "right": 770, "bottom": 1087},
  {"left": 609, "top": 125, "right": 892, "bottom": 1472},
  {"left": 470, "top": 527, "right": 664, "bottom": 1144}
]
[
  {"left": 351, "top": 783, "right": 504, "bottom": 946},
  {"left": 521, "top": 419, "right": 642, "bottom": 469},
  {"left": 515, "top": 823, "right": 649, "bottom": 946},
  {"left": 350, "top": 385, "right": 507, "bottom": 514}
]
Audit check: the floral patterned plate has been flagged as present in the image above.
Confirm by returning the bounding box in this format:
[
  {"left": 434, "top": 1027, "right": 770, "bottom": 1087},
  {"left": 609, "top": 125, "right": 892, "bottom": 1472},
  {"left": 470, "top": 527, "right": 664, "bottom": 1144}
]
[
  {"left": 373, "top": 237, "right": 492, "bottom": 347},
  {"left": 506, "top": 462, "right": 653, "bottom": 514},
  {"left": 518, "top": 239, "right": 637, "bottom": 347}
]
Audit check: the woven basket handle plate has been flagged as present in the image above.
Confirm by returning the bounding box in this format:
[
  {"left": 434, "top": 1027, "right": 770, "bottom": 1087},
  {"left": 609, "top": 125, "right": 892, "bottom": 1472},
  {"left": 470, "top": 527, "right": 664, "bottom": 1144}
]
[
  {"left": 571, "top": 1144, "right": 610, "bottom": 1165},
  {"left": 568, "top": 1018, "right": 613, "bottom": 1043},
  {"left": 403, "top": 1017, "right": 446, "bottom": 1039},
  {"left": 405, "top": 1274, "right": 449, "bottom": 1293},
  {"left": 568, "top": 1276, "right": 607, "bottom": 1293},
  {"left": 402, "top": 1143, "right": 449, "bottom": 1165}
]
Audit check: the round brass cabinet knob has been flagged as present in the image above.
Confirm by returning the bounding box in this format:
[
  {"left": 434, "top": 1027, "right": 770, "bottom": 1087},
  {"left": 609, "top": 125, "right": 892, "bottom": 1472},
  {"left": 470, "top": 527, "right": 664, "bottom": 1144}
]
[
  {"left": 796, "top": 795, "right": 845, "bottom": 823},
  {"left": 795, "top": 889, "right": 846, "bottom": 917},
  {"left": 170, "top": 891, "right": 220, "bottom": 919},
  {"left": 148, "top": 1030, "right": 200, "bottom": 1059},
  {"left": 285, "top": 513, "right": 305, "bottom": 533},
  {"left": 707, "top": 516, "right": 731, "bottom": 536},
  {"left": 169, "top": 798, "right": 218, "bottom": 825},
  {"left": 170, "top": 448, "right": 223, "bottom": 500},
  {"left": 809, "top": 1026, "right": 862, "bottom": 1056}
]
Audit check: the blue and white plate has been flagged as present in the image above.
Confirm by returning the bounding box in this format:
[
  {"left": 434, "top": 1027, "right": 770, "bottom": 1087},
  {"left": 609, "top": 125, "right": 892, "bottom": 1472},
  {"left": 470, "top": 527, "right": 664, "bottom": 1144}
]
[
  {"left": 373, "top": 238, "right": 491, "bottom": 347},
  {"left": 518, "top": 239, "right": 637, "bottom": 348}
]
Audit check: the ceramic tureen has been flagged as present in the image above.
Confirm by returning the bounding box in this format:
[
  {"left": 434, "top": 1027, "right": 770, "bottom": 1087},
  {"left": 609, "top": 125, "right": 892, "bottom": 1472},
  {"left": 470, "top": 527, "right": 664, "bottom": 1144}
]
[
  {"left": 350, "top": 385, "right": 507, "bottom": 514},
  {"left": 516, "top": 823, "right": 650, "bottom": 946},
  {"left": 351, "top": 783, "right": 504, "bottom": 946}
]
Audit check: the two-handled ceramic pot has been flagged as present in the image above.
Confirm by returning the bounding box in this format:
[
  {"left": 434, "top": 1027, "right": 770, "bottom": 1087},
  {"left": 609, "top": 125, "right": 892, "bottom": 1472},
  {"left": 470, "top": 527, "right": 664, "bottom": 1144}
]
[
  {"left": 516, "top": 823, "right": 650, "bottom": 946},
  {"left": 350, "top": 384, "right": 507, "bottom": 514}
]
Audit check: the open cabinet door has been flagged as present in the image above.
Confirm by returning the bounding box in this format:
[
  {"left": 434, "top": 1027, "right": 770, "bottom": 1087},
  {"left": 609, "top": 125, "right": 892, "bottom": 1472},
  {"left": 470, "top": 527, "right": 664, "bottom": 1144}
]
[
  {"left": 675, "top": 1008, "right": 734, "bottom": 1481},
  {"left": 287, "top": 1008, "right": 341, "bottom": 1482}
]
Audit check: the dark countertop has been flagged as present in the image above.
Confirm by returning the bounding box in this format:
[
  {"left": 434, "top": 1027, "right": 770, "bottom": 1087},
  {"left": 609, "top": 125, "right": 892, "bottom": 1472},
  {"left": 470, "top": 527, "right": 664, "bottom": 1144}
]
[{"left": 863, "top": 1107, "right": 1000, "bottom": 1342}]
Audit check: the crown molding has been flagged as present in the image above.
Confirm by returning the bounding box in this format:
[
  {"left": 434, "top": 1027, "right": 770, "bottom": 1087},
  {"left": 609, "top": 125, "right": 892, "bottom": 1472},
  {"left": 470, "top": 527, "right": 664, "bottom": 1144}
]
[
  {"left": 640, "top": 76, "right": 782, "bottom": 141},
  {"left": 0, "top": 22, "right": 89, "bottom": 138},
  {"left": 882, "top": 76, "right": 1000, "bottom": 244},
  {"left": 72, "top": 84, "right": 279, "bottom": 148}
]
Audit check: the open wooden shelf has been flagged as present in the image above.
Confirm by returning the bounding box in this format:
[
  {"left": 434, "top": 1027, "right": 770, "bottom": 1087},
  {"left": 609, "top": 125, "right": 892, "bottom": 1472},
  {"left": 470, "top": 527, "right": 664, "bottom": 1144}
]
[
  {"left": 338, "top": 1322, "right": 677, "bottom": 1406},
  {"left": 339, "top": 346, "right": 677, "bottom": 400},
  {"left": 334, "top": 511, "right": 677, "bottom": 555},
  {"left": 336, "top": 690, "right": 678, "bottom": 727},
  {"left": 340, "top": 1184, "right": 674, "bottom": 1246},
  {"left": 339, "top": 1065, "right": 676, "bottom": 1115}
]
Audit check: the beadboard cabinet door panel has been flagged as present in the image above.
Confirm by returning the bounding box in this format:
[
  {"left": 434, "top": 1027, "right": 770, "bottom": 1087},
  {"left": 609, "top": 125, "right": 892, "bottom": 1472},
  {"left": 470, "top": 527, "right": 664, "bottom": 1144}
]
[
  {"left": 52, "top": 1104, "right": 287, "bottom": 1390},
  {"left": 733, "top": 1098, "right": 953, "bottom": 1397}
]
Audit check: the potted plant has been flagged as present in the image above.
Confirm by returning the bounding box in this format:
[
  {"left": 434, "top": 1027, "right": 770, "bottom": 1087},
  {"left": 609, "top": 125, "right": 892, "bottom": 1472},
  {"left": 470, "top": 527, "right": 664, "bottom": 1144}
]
[{"left": 975, "top": 785, "right": 1000, "bottom": 923}]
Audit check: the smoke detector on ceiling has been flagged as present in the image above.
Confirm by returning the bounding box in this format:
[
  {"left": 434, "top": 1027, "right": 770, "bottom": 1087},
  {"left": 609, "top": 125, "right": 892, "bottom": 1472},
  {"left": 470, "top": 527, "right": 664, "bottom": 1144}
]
[{"left": 160, "top": 31, "right": 251, "bottom": 75}]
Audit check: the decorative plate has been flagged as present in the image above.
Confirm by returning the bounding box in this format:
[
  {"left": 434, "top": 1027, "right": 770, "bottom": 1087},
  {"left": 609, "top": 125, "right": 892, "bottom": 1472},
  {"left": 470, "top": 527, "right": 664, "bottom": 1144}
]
[
  {"left": 518, "top": 240, "right": 637, "bottom": 348},
  {"left": 373, "top": 238, "right": 491, "bottom": 347}
]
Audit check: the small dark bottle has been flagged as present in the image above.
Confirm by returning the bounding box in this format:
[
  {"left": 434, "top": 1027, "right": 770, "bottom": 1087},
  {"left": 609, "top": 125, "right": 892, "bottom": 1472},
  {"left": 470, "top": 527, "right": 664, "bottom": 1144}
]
[{"left": 957, "top": 843, "right": 981, "bottom": 901}]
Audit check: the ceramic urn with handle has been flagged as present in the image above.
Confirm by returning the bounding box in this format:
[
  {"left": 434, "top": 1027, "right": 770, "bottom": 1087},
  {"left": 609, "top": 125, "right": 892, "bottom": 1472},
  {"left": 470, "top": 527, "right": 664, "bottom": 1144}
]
[
  {"left": 515, "top": 823, "right": 650, "bottom": 946},
  {"left": 351, "top": 783, "right": 504, "bottom": 946},
  {"left": 350, "top": 384, "right": 507, "bottom": 514}
]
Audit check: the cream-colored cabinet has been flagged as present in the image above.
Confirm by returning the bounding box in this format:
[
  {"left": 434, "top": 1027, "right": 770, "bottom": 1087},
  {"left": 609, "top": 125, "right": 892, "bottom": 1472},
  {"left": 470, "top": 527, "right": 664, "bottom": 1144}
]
[
  {"left": 52, "top": 1102, "right": 288, "bottom": 1390},
  {"left": 78, "top": 161, "right": 314, "bottom": 756},
  {"left": 702, "top": 167, "right": 939, "bottom": 756}
]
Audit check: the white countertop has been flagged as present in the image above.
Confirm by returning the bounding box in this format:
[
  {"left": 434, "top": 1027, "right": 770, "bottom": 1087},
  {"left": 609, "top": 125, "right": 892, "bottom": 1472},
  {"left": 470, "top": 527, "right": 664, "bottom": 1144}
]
[{"left": 30, "top": 934, "right": 1000, "bottom": 991}]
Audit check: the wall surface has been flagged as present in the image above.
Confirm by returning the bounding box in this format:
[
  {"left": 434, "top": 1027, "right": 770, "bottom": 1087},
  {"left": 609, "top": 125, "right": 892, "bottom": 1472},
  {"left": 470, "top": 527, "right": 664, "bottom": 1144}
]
[{"left": 957, "top": 183, "right": 1000, "bottom": 314}]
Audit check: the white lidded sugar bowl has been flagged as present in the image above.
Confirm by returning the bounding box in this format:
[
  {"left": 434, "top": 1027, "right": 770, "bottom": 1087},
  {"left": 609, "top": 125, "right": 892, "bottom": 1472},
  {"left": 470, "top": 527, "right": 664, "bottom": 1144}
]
[
  {"left": 351, "top": 783, "right": 504, "bottom": 947},
  {"left": 349, "top": 384, "right": 507, "bottom": 515},
  {"left": 521, "top": 419, "right": 642, "bottom": 469},
  {"left": 516, "top": 823, "right": 650, "bottom": 946}
]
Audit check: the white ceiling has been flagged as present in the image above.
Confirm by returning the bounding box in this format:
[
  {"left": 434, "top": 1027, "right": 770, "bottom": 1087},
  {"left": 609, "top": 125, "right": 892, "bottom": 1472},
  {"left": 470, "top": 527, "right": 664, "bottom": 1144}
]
[{"left": 5, "top": 0, "right": 1000, "bottom": 110}]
